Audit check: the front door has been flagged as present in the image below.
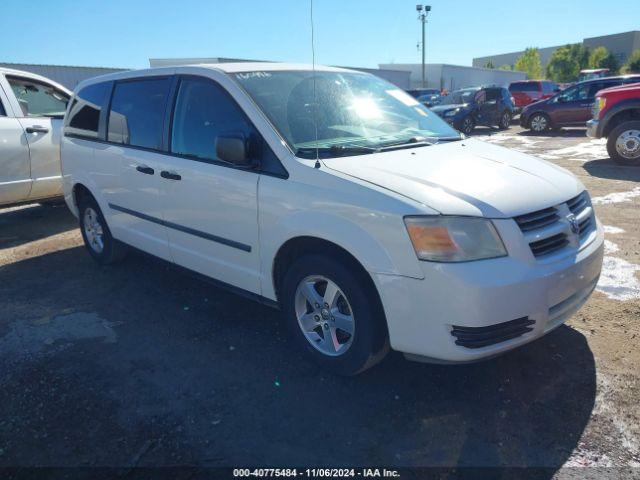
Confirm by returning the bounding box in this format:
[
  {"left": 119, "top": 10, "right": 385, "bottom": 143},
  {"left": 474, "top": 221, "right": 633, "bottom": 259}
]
[
  {"left": 98, "top": 76, "right": 174, "bottom": 261},
  {"left": 0, "top": 90, "right": 31, "bottom": 204},
  {"left": 5, "top": 75, "right": 69, "bottom": 201},
  {"left": 158, "top": 76, "right": 261, "bottom": 294}
]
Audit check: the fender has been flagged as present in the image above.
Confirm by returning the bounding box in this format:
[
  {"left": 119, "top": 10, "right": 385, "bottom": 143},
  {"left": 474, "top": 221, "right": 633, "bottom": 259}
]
[
  {"left": 601, "top": 98, "right": 640, "bottom": 135},
  {"left": 260, "top": 210, "right": 425, "bottom": 300}
]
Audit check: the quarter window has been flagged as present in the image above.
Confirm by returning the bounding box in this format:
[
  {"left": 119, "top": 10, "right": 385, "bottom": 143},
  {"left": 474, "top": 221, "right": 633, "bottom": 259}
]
[
  {"left": 7, "top": 76, "right": 68, "bottom": 117},
  {"left": 0, "top": 100, "right": 5, "bottom": 116},
  {"left": 108, "top": 78, "right": 171, "bottom": 149},
  {"left": 171, "top": 78, "right": 254, "bottom": 162},
  {"left": 65, "top": 82, "right": 111, "bottom": 139}
]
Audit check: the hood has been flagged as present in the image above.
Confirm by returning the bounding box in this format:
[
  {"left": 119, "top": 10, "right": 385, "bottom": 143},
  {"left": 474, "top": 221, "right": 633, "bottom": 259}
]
[
  {"left": 598, "top": 82, "right": 640, "bottom": 95},
  {"left": 323, "top": 138, "right": 583, "bottom": 218},
  {"left": 430, "top": 103, "right": 469, "bottom": 114}
]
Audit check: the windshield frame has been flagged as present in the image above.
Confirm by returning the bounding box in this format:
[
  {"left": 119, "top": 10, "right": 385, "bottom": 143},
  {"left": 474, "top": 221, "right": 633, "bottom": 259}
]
[{"left": 231, "top": 69, "right": 461, "bottom": 159}]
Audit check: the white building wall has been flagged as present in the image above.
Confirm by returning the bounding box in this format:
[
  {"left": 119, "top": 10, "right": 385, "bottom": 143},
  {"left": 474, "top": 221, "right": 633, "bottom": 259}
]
[
  {"left": 0, "top": 63, "right": 127, "bottom": 89},
  {"left": 378, "top": 63, "right": 526, "bottom": 91}
]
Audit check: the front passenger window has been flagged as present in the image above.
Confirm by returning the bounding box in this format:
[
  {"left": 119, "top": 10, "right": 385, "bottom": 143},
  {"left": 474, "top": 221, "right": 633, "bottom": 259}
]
[
  {"left": 6, "top": 76, "right": 69, "bottom": 117},
  {"left": 171, "top": 78, "right": 253, "bottom": 163}
]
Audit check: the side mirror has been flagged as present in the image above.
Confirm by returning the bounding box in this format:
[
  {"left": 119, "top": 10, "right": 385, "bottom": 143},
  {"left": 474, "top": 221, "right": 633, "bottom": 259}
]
[{"left": 216, "top": 133, "right": 254, "bottom": 167}]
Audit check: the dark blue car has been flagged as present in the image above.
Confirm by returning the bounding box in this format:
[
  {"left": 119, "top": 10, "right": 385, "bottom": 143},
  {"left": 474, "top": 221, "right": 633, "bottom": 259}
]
[{"left": 431, "top": 86, "right": 515, "bottom": 135}]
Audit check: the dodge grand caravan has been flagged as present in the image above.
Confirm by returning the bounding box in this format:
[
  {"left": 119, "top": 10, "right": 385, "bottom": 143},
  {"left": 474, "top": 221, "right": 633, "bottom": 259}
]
[{"left": 62, "top": 64, "right": 604, "bottom": 375}]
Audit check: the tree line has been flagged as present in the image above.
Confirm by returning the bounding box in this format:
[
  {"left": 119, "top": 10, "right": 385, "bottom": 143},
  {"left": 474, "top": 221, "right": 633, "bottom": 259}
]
[{"left": 483, "top": 45, "right": 640, "bottom": 82}]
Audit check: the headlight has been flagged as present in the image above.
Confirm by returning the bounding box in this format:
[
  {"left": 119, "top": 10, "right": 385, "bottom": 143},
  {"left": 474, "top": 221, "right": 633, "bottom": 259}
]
[
  {"left": 404, "top": 216, "right": 507, "bottom": 262},
  {"left": 594, "top": 96, "right": 606, "bottom": 118},
  {"left": 443, "top": 109, "right": 459, "bottom": 117}
]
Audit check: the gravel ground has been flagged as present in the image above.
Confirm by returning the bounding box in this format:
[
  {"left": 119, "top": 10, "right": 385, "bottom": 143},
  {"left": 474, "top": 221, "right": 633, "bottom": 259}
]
[{"left": 0, "top": 125, "right": 639, "bottom": 478}]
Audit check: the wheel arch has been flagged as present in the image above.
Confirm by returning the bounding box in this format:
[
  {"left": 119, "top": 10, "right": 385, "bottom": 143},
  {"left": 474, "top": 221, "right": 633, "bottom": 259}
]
[
  {"left": 603, "top": 106, "right": 640, "bottom": 137},
  {"left": 271, "top": 236, "right": 385, "bottom": 316}
]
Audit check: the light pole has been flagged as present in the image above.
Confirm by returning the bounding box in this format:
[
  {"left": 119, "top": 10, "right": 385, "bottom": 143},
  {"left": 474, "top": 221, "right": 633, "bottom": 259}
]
[{"left": 416, "top": 5, "right": 431, "bottom": 89}]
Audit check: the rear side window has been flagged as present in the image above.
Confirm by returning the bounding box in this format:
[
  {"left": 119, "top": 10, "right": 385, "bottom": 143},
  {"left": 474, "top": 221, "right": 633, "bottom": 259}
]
[
  {"left": 7, "top": 76, "right": 69, "bottom": 117},
  {"left": 108, "top": 78, "right": 171, "bottom": 149},
  {"left": 65, "top": 82, "right": 111, "bottom": 139},
  {"left": 484, "top": 88, "right": 500, "bottom": 101},
  {"left": 171, "top": 78, "right": 254, "bottom": 162},
  {"left": 588, "top": 80, "right": 620, "bottom": 98},
  {"left": 509, "top": 82, "right": 539, "bottom": 92}
]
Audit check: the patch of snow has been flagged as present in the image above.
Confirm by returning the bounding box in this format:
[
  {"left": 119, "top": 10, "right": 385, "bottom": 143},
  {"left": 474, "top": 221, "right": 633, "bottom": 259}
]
[
  {"left": 597, "top": 255, "right": 640, "bottom": 301},
  {"left": 603, "top": 225, "right": 625, "bottom": 235},
  {"left": 592, "top": 187, "right": 640, "bottom": 205},
  {"left": 538, "top": 138, "right": 607, "bottom": 162},
  {"left": 604, "top": 240, "right": 619, "bottom": 254}
]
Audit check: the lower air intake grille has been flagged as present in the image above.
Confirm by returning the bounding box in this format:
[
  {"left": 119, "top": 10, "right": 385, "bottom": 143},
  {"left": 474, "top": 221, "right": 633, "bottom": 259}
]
[
  {"left": 451, "top": 317, "right": 535, "bottom": 349},
  {"left": 529, "top": 232, "right": 569, "bottom": 257}
]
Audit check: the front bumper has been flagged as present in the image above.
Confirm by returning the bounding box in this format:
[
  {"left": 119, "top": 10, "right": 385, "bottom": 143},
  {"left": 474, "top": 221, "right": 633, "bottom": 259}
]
[
  {"left": 586, "top": 119, "right": 602, "bottom": 139},
  {"left": 519, "top": 113, "right": 529, "bottom": 128},
  {"left": 374, "top": 219, "right": 604, "bottom": 363}
]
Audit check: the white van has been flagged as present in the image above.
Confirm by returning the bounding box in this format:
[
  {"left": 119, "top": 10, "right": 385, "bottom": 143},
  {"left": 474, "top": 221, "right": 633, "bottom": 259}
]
[
  {"left": 0, "top": 68, "right": 70, "bottom": 207},
  {"left": 61, "top": 64, "right": 604, "bottom": 375}
]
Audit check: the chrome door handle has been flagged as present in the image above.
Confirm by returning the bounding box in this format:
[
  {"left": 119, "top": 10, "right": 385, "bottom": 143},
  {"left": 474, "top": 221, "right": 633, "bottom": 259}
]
[
  {"left": 26, "top": 126, "right": 49, "bottom": 134},
  {"left": 136, "top": 165, "right": 155, "bottom": 175},
  {"left": 160, "top": 171, "right": 181, "bottom": 181}
]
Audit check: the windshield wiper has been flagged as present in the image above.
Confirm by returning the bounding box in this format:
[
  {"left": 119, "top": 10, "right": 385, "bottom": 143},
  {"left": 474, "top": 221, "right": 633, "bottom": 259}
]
[
  {"left": 295, "top": 144, "right": 379, "bottom": 159},
  {"left": 377, "top": 136, "right": 435, "bottom": 151}
]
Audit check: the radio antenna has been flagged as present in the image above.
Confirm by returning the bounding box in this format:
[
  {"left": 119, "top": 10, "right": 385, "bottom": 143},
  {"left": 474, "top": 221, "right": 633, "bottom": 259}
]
[{"left": 310, "top": 0, "right": 321, "bottom": 169}]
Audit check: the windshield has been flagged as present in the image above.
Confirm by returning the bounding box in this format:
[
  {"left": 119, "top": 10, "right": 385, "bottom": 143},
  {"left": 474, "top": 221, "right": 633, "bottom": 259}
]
[
  {"left": 234, "top": 70, "right": 460, "bottom": 157},
  {"left": 440, "top": 89, "right": 479, "bottom": 105}
]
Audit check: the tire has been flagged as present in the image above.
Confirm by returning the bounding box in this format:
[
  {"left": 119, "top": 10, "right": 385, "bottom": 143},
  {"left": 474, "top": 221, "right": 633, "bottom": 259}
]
[
  {"left": 281, "top": 254, "right": 389, "bottom": 375},
  {"left": 606, "top": 121, "right": 640, "bottom": 166},
  {"left": 78, "top": 193, "right": 127, "bottom": 265},
  {"left": 460, "top": 116, "right": 475, "bottom": 135},
  {"left": 498, "top": 111, "right": 511, "bottom": 130},
  {"left": 528, "top": 113, "right": 550, "bottom": 133}
]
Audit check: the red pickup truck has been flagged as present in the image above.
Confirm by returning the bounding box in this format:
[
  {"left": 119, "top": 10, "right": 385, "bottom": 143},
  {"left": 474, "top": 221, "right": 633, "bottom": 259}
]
[{"left": 587, "top": 82, "right": 640, "bottom": 165}]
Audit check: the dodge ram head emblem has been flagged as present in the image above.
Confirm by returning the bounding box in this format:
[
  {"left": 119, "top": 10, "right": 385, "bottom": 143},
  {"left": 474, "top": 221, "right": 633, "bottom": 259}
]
[{"left": 567, "top": 214, "right": 580, "bottom": 235}]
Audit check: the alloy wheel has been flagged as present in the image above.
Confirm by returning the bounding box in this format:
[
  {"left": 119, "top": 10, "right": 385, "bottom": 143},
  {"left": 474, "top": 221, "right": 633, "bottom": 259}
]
[
  {"left": 294, "top": 275, "right": 355, "bottom": 356},
  {"left": 462, "top": 118, "right": 474, "bottom": 135},
  {"left": 615, "top": 129, "right": 640, "bottom": 160},
  {"left": 501, "top": 112, "right": 511, "bottom": 129},
  {"left": 530, "top": 115, "right": 548, "bottom": 132},
  {"left": 83, "top": 207, "right": 105, "bottom": 254}
]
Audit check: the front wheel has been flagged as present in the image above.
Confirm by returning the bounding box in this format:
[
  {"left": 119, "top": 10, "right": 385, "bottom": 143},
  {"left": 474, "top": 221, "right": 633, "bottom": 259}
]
[
  {"left": 460, "top": 116, "right": 475, "bottom": 135},
  {"left": 607, "top": 121, "right": 640, "bottom": 165},
  {"left": 529, "top": 113, "right": 550, "bottom": 133},
  {"left": 281, "top": 254, "right": 389, "bottom": 375},
  {"left": 498, "top": 111, "right": 511, "bottom": 130}
]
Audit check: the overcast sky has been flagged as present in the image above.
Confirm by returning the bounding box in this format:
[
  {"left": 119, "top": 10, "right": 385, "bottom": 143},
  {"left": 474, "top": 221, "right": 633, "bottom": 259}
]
[{"left": 1, "top": 0, "right": 638, "bottom": 69}]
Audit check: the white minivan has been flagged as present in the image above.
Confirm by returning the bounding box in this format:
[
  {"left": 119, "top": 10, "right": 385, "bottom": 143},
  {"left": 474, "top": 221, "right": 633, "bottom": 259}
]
[
  {"left": 62, "top": 64, "right": 604, "bottom": 375},
  {"left": 0, "top": 68, "right": 70, "bottom": 207}
]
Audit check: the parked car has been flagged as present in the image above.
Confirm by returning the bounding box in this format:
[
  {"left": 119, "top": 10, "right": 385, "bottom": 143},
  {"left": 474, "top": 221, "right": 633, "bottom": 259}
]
[
  {"left": 62, "top": 64, "right": 603, "bottom": 375},
  {"left": 587, "top": 82, "right": 640, "bottom": 165},
  {"left": 430, "top": 86, "right": 515, "bottom": 134},
  {"left": 407, "top": 88, "right": 441, "bottom": 107},
  {"left": 579, "top": 69, "right": 610, "bottom": 83},
  {"left": 509, "top": 80, "right": 560, "bottom": 112},
  {"left": 406, "top": 88, "right": 440, "bottom": 99},
  {"left": 0, "top": 68, "right": 71, "bottom": 207},
  {"left": 520, "top": 75, "right": 640, "bottom": 133}
]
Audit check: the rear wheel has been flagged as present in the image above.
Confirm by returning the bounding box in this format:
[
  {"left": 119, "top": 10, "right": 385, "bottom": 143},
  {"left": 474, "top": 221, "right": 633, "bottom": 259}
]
[
  {"left": 281, "top": 254, "right": 388, "bottom": 375},
  {"left": 498, "top": 111, "right": 511, "bottom": 130},
  {"left": 529, "top": 113, "right": 550, "bottom": 133},
  {"left": 607, "top": 121, "right": 640, "bottom": 165},
  {"left": 78, "top": 194, "right": 127, "bottom": 265}
]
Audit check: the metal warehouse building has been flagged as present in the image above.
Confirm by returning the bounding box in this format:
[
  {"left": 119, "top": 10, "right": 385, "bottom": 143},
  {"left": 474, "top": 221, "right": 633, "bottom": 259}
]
[
  {"left": 378, "top": 63, "right": 526, "bottom": 90},
  {"left": 0, "top": 62, "right": 126, "bottom": 89},
  {"left": 473, "top": 30, "right": 640, "bottom": 70}
]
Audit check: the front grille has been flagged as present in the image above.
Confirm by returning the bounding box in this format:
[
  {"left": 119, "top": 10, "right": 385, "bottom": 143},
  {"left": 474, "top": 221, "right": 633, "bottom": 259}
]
[
  {"left": 514, "top": 207, "right": 560, "bottom": 232},
  {"left": 514, "top": 191, "right": 595, "bottom": 259},
  {"left": 451, "top": 317, "right": 535, "bottom": 349},
  {"left": 529, "top": 232, "right": 570, "bottom": 257},
  {"left": 567, "top": 192, "right": 589, "bottom": 215}
]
